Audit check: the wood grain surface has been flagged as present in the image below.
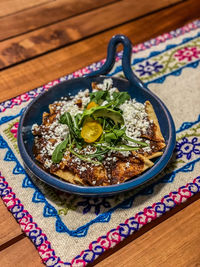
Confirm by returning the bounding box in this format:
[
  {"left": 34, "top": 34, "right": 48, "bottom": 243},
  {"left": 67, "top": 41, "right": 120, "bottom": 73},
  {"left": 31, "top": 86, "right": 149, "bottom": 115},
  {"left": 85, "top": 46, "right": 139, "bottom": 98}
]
[
  {"left": 0, "top": 0, "right": 51, "bottom": 17},
  {"left": 0, "top": 0, "right": 200, "bottom": 266},
  {"left": 0, "top": 0, "right": 199, "bottom": 102},
  {"left": 0, "top": 237, "right": 44, "bottom": 267},
  {"left": 0, "top": 0, "right": 181, "bottom": 68},
  {"left": 0, "top": 199, "right": 22, "bottom": 246},
  {"left": 96, "top": 198, "right": 200, "bottom": 267},
  {"left": 0, "top": 0, "right": 117, "bottom": 40}
]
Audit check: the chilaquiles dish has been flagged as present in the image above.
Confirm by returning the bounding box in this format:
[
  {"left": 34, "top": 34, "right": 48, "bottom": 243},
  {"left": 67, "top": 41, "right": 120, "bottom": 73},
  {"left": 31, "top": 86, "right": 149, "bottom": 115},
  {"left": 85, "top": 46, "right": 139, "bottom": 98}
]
[{"left": 32, "top": 79, "right": 166, "bottom": 186}]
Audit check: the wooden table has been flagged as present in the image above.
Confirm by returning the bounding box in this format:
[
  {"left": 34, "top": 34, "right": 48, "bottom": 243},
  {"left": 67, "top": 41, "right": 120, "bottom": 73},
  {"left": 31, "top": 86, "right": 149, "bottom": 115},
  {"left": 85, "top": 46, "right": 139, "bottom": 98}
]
[{"left": 1, "top": 0, "right": 200, "bottom": 266}]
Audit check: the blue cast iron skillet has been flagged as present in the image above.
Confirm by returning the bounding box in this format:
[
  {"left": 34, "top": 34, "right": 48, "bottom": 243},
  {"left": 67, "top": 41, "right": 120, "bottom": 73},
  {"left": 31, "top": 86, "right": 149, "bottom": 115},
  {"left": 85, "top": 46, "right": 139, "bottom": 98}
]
[{"left": 17, "top": 35, "right": 176, "bottom": 196}]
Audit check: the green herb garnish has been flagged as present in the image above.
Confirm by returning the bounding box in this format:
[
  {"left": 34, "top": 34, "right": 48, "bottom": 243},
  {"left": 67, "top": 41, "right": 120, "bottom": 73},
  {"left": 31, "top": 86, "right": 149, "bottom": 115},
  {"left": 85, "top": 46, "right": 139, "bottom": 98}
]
[
  {"left": 69, "top": 148, "right": 102, "bottom": 165},
  {"left": 79, "top": 106, "right": 124, "bottom": 126},
  {"left": 52, "top": 136, "right": 69, "bottom": 163},
  {"left": 123, "top": 135, "right": 148, "bottom": 147},
  {"left": 51, "top": 83, "right": 149, "bottom": 164},
  {"left": 96, "top": 144, "right": 139, "bottom": 151},
  {"left": 90, "top": 90, "right": 108, "bottom": 105},
  {"left": 112, "top": 92, "right": 130, "bottom": 107}
]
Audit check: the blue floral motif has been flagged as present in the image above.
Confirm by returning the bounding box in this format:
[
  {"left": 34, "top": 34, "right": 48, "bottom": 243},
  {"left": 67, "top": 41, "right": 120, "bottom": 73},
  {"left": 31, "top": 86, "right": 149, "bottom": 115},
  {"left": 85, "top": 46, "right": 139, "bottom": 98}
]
[
  {"left": 135, "top": 61, "right": 163, "bottom": 76},
  {"left": 176, "top": 137, "right": 200, "bottom": 160},
  {"left": 77, "top": 197, "right": 111, "bottom": 215}
]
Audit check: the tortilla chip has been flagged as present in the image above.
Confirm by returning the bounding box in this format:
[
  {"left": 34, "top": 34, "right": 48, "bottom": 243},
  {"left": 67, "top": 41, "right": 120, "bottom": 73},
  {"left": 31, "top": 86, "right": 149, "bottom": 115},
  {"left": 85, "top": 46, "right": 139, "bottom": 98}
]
[
  {"left": 92, "top": 82, "right": 99, "bottom": 91},
  {"left": 42, "top": 112, "right": 49, "bottom": 124},
  {"left": 42, "top": 112, "right": 57, "bottom": 126},
  {"left": 91, "top": 165, "right": 108, "bottom": 186},
  {"left": 141, "top": 140, "right": 166, "bottom": 159},
  {"left": 52, "top": 169, "right": 85, "bottom": 185},
  {"left": 143, "top": 100, "right": 165, "bottom": 143},
  {"left": 146, "top": 151, "right": 163, "bottom": 159},
  {"left": 112, "top": 152, "right": 154, "bottom": 183}
]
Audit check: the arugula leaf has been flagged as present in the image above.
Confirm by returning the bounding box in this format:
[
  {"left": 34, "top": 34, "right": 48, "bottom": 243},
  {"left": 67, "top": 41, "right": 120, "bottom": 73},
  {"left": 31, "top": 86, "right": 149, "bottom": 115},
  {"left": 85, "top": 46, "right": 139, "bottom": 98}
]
[
  {"left": 96, "top": 155, "right": 104, "bottom": 161},
  {"left": 124, "top": 135, "right": 148, "bottom": 147},
  {"left": 90, "top": 90, "right": 108, "bottom": 105},
  {"left": 106, "top": 94, "right": 111, "bottom": 102},
  {"left": 60, "top": 111, "right": 73, "bottom": 125},
  {"left": 103, "top": 128, "right": 125, "bottom": 142},
  {"left": 104, "top": 132, "right": 117, "bottom": 142},
  {"left": 113, "top": 129, "right": 125, "bottom": 137},
  {"left": 74, "top": 113, "right": 82, "bottom": 127},
  {"left": 70, "top": 148, "right": 102, "bottom": 165},
  {"left": 112, "top": 92, "right": 130, "bottom": 107},
  {"left": 52, "top": 136, "right": 69, "bottom": 163},
  {"left": 79, "top": 106, "right": 124, "bottom": 125},
  {"left": 98, "top": 144, "right": 139, "bottom": 152},
  {"left": 89, "top": 88, "right": 130, "bottom": 108},
  {"left": 60, "top": 112, "right": 79, "bottom": 139},
  {"left": 86, "top": 147, "right": 109, "bottom": 158},
  {"left": 93, "top": 109, "right": 124, "bottom": 125}
]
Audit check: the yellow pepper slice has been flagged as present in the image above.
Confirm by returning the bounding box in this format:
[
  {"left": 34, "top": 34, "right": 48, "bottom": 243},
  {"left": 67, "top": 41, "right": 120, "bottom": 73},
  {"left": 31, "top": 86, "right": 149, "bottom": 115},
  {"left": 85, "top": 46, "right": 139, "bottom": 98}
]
[
  {"left": 81, "top": 121, "right": 103, "bottom": 143},
  {"left": 86, "top": 101, "right": 99, "bottom": 110}
]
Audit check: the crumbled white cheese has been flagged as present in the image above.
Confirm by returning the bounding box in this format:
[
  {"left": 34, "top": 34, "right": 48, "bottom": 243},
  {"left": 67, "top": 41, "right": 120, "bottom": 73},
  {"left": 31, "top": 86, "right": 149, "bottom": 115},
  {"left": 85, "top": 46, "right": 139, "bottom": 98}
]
[
  {"left": 126, "top": 162, "right": 130, "bottom": 168},
  {"left": 101, "top": 100, "right": 108, "bottom": 106},
  {"left": 79, "top": 166, "right": 86, "bottom": 172},
  {"left": 44, "top": 159, "right": 52, "bottom": 169},
  {"left": 97, "top": 78, "right": 113, "bottom": 91},
  {"left": 32, "top": 123, "right": 39, "bottom": 132},
  {"left": 59, "top": 89, "right": 90, "bottom": 116},
  {"left": 120, "top": 99, "right": 150, "bottom": 145},
  {"left": 142, "top": 146, "right": 152, "bottom": 153},
  {"left": 109, "top": 87, "right": 118, "bottom": 95},
  {"left": 119, "top": 151, "right": 131, "bottom": 157},
  {"left": 113, "top": 157, "right": 117, "bottom": 162}
]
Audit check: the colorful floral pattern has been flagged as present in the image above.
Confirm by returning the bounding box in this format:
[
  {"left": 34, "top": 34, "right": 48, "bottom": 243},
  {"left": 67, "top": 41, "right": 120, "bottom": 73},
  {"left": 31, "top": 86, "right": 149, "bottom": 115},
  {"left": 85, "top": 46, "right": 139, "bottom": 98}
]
[
  {"left": 174, "top": 47, "right": 200, "bottom": 61},
  {"left": 3, "top": 119, "right": 19, "bottom": 153},
  {"left": 77, "top": 197, "right": 111, "bottom": 215},
  {"left": 10, "top": 122, "right": 19, "bottom": 138},
  {"left": 112, "top": 34, "right": 200, "bottom": 84},
  {"left": 136, "top": 61, "right": 163, "bottom": 76},
  {"left": 176, "top": 137, "right": 200, "bottom": 160}
]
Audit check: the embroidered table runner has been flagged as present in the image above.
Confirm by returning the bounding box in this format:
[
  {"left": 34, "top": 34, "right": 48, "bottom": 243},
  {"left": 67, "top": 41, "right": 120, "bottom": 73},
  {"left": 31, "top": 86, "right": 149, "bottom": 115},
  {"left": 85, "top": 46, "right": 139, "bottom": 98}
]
[{"left": 0, "top": 20, "right": 200, "bottom": 266}]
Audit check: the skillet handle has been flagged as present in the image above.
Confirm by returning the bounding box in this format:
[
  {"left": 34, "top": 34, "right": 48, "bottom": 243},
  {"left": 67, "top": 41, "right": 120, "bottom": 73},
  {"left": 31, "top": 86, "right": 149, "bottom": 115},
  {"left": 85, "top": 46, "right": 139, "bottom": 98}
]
[{"left": 86, "top": 34, "right": 144, "bottom": 90}]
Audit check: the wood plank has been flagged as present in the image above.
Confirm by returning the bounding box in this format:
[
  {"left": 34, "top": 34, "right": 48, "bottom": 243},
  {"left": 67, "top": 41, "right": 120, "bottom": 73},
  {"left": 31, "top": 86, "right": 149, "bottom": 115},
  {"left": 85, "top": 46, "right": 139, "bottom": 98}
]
[
  {"left": 0, "top": 0, "right": 182, "bottom": 68},
  {"left": 0, "top": 237, "right": 44, "bottom": 267},
  {"left": 0, "top": 0, "right": 51, "bottom": 17},
  {"left": 0, "top": 0, "right": 118, "bottom": 41},
  {"left": 0, "top": 198, "right": 22, "bottom": 246},
  {"left": 0, "top": 0, "right": 199, "bottom": 102},
  {"left": 96, "top": 198, "right": 200, "bottom": 267}
]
